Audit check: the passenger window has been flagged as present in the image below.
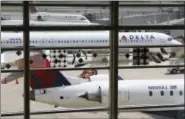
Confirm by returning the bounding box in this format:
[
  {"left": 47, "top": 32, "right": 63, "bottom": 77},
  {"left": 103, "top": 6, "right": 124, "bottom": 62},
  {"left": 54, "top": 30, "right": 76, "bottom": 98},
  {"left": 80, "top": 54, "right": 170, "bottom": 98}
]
[
  {"left": 160, "top": 91, "right": 164, "bottom": 96},
  {"left": 149, "top": 91, "right": 153, "bottom": 96},
  {"left": 80, "top": 17, "right": 86, "bottom": 20},
  {"left": 179, "top": 90, "right": 183, "bottom": 96},
  {"left": 170, "top": 91, "right": 173, "bottom": 96}
]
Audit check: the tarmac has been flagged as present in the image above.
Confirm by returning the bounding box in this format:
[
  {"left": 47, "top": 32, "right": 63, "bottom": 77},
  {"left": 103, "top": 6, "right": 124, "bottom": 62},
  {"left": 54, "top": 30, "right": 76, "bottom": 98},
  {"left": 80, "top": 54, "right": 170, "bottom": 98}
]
[
  {"left": 1, "top": 61, "right": 183, "bottom": 119},
  {"left": 1, "top": 5, "right": 184, "bottom": 119}
]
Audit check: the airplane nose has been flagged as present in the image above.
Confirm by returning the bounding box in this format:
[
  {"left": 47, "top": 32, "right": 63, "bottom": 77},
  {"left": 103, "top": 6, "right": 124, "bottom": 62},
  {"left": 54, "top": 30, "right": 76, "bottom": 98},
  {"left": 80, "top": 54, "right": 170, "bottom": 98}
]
[{"left": 172, "top": 40, "right": 182, "bottom": 45}]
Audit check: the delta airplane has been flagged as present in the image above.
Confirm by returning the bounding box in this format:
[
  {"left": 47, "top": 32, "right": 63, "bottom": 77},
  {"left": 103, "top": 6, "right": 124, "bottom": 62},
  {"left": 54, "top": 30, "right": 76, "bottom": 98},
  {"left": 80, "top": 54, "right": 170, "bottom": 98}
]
[
  {"left": 25, "top": 58, "right": 184, "bottom": 119},
  {"left": 1, "top": 19, "right": 99, "bottom": 26},
  {"left": 29, "top": 5, "right": 91, "bottom": 23},
  {"left": 1, "top": 31, "right": 182, "bottom": 69},
  {"left": 1, "top": 31, "right": 181, "bottom": 48}
]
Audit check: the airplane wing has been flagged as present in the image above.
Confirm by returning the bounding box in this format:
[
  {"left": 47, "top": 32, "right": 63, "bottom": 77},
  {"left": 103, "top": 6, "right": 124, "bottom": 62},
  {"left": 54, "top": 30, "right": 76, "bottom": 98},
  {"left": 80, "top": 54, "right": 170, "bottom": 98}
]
[{"left": 1, "top": 104, "right": 184, "bottom": 117}]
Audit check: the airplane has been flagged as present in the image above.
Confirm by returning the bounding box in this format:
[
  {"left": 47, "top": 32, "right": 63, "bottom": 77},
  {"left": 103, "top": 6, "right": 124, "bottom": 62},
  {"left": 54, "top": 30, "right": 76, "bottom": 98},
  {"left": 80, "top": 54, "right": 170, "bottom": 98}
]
[
  {"left": 29, "top": 4, "right": 91, "bottom": 23},
  {"left": 23, "top": 57, "right": 184, "bottom": 119},
  {"left": 1, "top": 31, "right": 182, "bottom": 67},
  {"left": 1, "top": 17, "right": 99, "bottom": 26}
]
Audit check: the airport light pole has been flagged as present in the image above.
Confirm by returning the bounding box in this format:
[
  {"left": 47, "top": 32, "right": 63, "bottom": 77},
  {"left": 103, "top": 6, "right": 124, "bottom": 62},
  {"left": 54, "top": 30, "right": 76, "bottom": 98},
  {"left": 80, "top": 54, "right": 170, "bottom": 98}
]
[
  {"left": 23, "top": 1, "right": 30, "bottom": 119},
  {"left": 109, "top": 1, "right": 119, "bottom": 119}
]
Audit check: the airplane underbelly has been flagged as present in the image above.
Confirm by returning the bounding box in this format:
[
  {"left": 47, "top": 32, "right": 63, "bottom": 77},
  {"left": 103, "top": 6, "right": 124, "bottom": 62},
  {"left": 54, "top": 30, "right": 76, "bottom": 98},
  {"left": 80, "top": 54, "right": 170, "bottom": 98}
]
[
  {"left": 55, "top": 98, "right": 108, "bottom": 108},
  {"left": 54, "top": 94, "right": 129, "bottom": 108}
]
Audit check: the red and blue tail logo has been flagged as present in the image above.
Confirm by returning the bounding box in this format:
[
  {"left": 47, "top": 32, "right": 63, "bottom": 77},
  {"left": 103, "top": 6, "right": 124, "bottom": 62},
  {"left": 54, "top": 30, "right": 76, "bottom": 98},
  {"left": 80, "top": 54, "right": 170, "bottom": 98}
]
[{"left": 29, "top": 59, "right": 71, "bottom": 89}]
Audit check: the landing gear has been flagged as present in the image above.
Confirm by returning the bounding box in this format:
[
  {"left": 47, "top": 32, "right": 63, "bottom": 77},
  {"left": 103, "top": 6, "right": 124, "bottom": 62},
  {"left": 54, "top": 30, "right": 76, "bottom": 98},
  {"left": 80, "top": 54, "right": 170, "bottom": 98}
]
[
  {"left": 171, "top": 69, "right": 178, "bottom": 74},
  {"left": 54, "top": 105, "right": 59, "bottom": 108},
  {"left": 16, "top": 50, "right": 22, "bottom": 56}
]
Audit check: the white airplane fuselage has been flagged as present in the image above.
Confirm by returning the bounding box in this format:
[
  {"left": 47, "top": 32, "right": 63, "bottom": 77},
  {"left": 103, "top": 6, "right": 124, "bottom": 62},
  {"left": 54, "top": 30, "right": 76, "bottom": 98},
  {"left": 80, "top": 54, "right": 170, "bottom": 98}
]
[
  {"left": 31, "top": 79, "right": 184, "bottom": 109},
  {"left": 1, "top": 31, "right": 181, "bottom": 48},
  {"left": 1, "top": 19, "right": 98, "bottom": 26},
  {"left": 30, "top": 12, "right": 91, "bottom": 23},
  {"left": 1, "top": 31, "right": 181, "bottom": 66}
]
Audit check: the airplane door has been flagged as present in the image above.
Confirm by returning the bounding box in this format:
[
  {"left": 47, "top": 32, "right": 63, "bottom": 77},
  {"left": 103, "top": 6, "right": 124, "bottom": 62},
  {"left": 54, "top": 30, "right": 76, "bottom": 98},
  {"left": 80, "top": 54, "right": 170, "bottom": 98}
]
[{"left": 118, "top": 88, "right": 129, "bottom": 104}]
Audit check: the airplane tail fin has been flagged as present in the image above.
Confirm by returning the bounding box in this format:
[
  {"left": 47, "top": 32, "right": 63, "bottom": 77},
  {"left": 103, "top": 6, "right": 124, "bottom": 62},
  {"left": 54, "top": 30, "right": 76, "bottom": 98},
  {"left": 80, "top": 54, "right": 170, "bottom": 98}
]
[
  {"left": 30, "top": 58, "right": 72, "bottom": 89},
  {"left": 29, "top": 2, "right": 39, "bottom": 14}
]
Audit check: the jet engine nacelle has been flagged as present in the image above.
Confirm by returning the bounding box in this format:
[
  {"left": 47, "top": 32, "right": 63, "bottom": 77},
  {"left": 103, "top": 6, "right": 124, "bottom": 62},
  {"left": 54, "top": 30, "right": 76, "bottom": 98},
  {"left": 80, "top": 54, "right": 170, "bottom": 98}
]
[{"left": 79, "top": 86, "right": 102, "bottom": 103}]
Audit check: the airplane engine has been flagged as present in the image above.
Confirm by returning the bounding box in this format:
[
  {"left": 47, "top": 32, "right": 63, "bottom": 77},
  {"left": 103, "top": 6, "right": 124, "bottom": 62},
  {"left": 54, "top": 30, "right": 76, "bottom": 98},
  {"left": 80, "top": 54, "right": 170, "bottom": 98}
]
[
  {"left": 79, "top": 86, "right": 102, "bottom": 104},
  {"left": 147, "top": 47, "right": 171, "bottom": 63},
  {"left": 160, "top": 48, "right": 168, "bottom": 55},
  {"left": 150, "top": 55, "right": 161, "bottom": 63}
]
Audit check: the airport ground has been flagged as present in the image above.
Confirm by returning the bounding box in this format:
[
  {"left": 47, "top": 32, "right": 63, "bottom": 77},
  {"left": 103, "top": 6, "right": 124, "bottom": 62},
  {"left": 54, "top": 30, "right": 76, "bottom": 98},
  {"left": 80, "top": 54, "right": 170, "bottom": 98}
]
[
  {"left": 1, "top": 4, "right": 184, "bottom": 119},
  {"left": 1, "top": 64, "right": 183, "bottom": 119}
]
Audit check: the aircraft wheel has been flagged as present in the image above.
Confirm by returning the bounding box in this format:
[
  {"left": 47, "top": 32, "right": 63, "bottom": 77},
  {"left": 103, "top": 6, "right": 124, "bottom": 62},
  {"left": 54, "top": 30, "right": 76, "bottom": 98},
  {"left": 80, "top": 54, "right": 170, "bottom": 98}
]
[
  {"left": 16, "top": 50, "right": 22, "bottom": 56},
  {"left": 180, "top": 69, "right": 185, "bottom": 73},
  {"left": 171, "top": 69, "right": 177, "bottom": 74}
]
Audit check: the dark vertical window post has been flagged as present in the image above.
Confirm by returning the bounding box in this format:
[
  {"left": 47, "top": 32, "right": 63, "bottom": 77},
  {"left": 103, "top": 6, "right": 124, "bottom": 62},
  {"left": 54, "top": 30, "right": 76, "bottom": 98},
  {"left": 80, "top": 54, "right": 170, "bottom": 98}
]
[
  {"left": 184, "top": 2, "right": 185, "bottom": 85},
  {"left": 23, "top": 1, "right": 30, "bottom": 119},
  {"left": 109, "top": 1, "right": 119, "bottom": 119}
]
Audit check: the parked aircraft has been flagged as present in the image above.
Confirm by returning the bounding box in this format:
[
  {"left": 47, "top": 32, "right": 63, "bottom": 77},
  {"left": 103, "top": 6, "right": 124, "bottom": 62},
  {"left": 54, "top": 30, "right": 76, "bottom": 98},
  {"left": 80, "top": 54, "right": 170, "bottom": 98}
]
[
  {"left": 29, "top": 5, "right": 91, "bottom": 23},
  {"left": 1, "top": 19, "right": 99, "bottom": 26},
  {"left": 1, "top": 31, "right": 181, "bottom": 66},
  {"left": 1, "top": 31, "right": 181, "bottom": 48},
  {"left": 25, "top": 61, "right": 184, "bottom": 119}
]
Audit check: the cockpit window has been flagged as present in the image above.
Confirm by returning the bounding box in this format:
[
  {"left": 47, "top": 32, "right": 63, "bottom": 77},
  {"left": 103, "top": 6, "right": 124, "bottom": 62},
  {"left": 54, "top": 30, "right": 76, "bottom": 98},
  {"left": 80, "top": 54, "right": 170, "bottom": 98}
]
[
  {"left": 168, "top": 37, "right": 173, "bottom": 41},
  {"left": 80, "top": 17, "right": 86, "bottom": 20}
]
